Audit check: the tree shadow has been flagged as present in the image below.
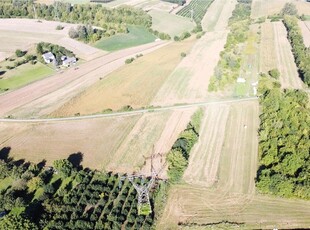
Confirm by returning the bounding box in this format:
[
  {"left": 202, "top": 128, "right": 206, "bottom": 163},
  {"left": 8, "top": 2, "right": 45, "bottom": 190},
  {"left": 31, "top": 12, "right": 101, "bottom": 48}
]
[
  {"left": 67, "top": 152, "right": 83, "bottom": 169},
  {"left": 0, "top": 70, "right": 6, "bottom": 76},
  {"left": 0, "top": 147, "right": 12, "bottom": 162},
  {"left": 37, "top": 159, "right": 46, "bottom": 169}
]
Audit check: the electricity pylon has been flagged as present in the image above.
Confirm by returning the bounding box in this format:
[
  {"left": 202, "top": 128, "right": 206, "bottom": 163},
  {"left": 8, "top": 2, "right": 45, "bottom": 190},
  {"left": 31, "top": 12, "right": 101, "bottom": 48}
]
[{"left": 122, "top": 153, "right": 166, "bottom": 215}]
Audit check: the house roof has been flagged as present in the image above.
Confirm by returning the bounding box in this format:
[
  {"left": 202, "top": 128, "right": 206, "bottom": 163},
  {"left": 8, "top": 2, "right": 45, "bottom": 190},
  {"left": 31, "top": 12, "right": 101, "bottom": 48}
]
[
  {"left": 42, "top": 52, "right": 55, "bottom": 60},
  {"left": 63, "top": 57, "right": 76, "bottom": 65}
]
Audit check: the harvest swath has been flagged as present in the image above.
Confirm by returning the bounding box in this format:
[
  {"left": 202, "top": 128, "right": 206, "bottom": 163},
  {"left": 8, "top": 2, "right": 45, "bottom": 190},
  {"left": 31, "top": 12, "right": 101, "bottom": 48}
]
[{"left": 176, "top": 0, "right": 214, "bottom": 24}]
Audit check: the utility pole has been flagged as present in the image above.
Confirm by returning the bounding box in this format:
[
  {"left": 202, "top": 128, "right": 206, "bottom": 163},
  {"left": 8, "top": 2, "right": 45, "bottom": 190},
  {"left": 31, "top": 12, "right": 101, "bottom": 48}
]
[{"left": 123, "top": 153, "right": 166, "bottom": 215}]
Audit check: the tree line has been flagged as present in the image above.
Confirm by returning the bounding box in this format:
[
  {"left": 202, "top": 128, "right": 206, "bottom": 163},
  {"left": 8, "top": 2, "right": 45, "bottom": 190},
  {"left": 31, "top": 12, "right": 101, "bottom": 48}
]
[
  {"left": 0, "top": 1, "right": 152, "bottom": 39},
  {"left": 208, "top": 0, "right": 252, "bottom": 91},
  {"left": 283, "top": 15, "right": 310, "bottom": 86},
  {"left": 256, "top": 74, "right": 310, "bottom": 199}
]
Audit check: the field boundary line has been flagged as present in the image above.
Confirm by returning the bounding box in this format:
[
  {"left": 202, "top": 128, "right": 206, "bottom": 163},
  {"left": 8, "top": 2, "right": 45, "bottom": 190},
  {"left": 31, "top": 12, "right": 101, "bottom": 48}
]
[{"left": 0, "top": 97, "right": 258, "bottom": 122}]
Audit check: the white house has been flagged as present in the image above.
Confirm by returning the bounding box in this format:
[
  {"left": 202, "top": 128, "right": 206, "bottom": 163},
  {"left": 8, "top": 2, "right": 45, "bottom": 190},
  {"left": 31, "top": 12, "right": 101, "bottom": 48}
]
[
  {"left": 237, "top": 77, "right": 246, "bottom": 83},
  {"left": 42, "top": 52, "right": 55, "bottom": 63},
  {"left": 62, "top": 57, "right": 77, "bottom": 67}
]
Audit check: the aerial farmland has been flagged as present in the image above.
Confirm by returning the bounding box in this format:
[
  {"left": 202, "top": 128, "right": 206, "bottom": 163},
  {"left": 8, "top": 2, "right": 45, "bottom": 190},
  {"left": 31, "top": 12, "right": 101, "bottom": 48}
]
[{"left": 0, "top": 0, "right": 309, "bottom": 229}]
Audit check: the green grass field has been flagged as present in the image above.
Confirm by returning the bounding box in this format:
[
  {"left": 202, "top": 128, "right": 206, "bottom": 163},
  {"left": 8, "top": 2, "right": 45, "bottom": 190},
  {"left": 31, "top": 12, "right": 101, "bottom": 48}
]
[
  {"left": 94, "top": 25, "right": 156, "bottom": 51},
  {"left": 0, "top": 63, "right": 54, "bottom": 92},
  {"left": 148, "top": 10, "right": 196, "bottom": 37}
]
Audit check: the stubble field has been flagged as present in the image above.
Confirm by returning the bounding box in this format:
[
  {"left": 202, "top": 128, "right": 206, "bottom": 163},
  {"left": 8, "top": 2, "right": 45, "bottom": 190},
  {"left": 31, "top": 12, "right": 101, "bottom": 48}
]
[
  {"left": 0, "top": 19, "right": 104, "bottom": 61},
  {"left": 251, "top": 0, "right": 310, "bottom": 18},
  {"left": 158, "top": 101, "right": 310, "bottom": 229},
  {"left": 259, "top": 21, "right": 304, "bottom": 89},
  {"left": 51, "top": 38, "right": 195, "bottom": 117},
  {"left": 299, "top": 20, "right": 310, "bottom": 47}
]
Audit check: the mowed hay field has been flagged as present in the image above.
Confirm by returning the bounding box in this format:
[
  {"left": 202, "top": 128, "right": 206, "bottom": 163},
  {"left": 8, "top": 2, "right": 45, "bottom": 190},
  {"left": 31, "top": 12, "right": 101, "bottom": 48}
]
[
  {"left": 51, "top": 38, "right": 195, "bottom": 117},
  {"left": 0, "top": 109, "right": 194, "bottom": 176},
  {"left": 159, "top": 101, "right": 310, "bottom": 229},
  {"left": 251, "top": 0, "right": 310, "bottom": 18},
  {"left": 299, "top": 20, "right": 310, "bottom": 47},
  {"left": 260, "top": 21, "right": 304, "bottom": 89},
  {"left": 0, "top": 115, "right": 141, "bottom": 170},
  {"left": 152, "top": 30, "right": 228, "bottom": 106},
  {"left": 0, "top": 19, "right": 104, "bottom": 61},
  {"left": 148, "top": 10, "right": 195, "bottom": 37},
  {"left": 152, "top": 0, "right": 236, "bottom": 106},
  {"left": 259, "top": 22, "right": 277, "bottom": 73}
]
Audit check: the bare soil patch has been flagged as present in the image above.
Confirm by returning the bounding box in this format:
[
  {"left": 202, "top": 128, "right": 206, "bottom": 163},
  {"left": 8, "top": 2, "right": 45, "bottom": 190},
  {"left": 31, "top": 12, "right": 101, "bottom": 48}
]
[
  {"left": 272, "top": 22, "right": 304, "bottom": 89},
  {"left": 0, "top": 41, "right": 168, "bottom": 118},
  {"left": 51, "top": 39, "right": 194, "bottom": 117}
]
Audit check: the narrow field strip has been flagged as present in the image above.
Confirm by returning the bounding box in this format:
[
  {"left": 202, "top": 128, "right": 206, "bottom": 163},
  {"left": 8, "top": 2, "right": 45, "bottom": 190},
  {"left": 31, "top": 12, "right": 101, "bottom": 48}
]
[
  {"left": 272, "top": 22, "right": 304, "bottom": 89},
  {"left": 259, "top": 22, "right": 277, "bottom": 73},
  {"left": 183, "top": 104, "right": 230, "bottom": 187}
]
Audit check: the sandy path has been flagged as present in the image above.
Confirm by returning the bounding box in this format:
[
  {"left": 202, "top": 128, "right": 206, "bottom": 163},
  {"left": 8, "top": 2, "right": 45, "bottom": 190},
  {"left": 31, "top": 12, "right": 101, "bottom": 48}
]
[
  {"left": 0, "top": 19, "right": 104, "bottom": 60},
  {"left": 273, "top": 22, "right": 304, "bottom": 89},
  {"left": 299, "top": 20, "right": 310, "bottom": 47},
  {"left": 0, "top": 115, "right": 141, "bottom": 170},
  {"left": 202, "top": 0, "right": 237, "bottom": 32},
  {"left": 0, "top": 41, "right": 168, "bottom": 118}
]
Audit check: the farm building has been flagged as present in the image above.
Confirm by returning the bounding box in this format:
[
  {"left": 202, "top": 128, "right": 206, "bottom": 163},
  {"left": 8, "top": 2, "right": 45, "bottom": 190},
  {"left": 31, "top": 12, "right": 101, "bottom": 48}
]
[
  {"left": 62, "top": 57, "right": 77, "bottom": 67},
  {"left": 42, "top": 52, "right": 55, "bottom": 63}
]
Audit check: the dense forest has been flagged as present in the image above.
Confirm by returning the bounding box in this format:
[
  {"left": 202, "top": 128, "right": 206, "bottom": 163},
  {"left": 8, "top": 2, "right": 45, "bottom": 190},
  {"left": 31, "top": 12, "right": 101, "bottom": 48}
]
[
  {"left": 256, "top": 74, "right": 310, "bottom": 199},
  {"left": 0, "top": 1, "right": 152, "bottom": 38},
  {"left": 208, "top": 0, "right": 252, "bottom": 91},
  {"left": 0, "top": 151, "right": 163, "bottom": 229},
  {"left": 283, "top": 15, "right": 310, "bottom": 86}
]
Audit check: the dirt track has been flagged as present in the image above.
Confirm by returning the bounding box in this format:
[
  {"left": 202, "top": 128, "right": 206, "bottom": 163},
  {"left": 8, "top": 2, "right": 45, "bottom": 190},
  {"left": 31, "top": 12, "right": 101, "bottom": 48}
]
[{"left": 0, "top": 41, "right": 168, "bottom": 118}]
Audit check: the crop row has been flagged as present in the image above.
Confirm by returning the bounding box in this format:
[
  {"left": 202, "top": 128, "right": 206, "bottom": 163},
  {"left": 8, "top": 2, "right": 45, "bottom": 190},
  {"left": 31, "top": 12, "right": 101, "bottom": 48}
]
[{"left": 176, "top": 0, "right": 214, "bottom": 24}]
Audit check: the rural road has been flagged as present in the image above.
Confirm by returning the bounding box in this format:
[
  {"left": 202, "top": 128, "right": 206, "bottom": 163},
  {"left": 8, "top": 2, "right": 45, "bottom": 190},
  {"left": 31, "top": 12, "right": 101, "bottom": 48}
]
[
  {"left": 0, "top": 97, "right": 258, "bottom": 122},
  {"left": 0, "top": 40, "right": 169, "bottom": 118}
]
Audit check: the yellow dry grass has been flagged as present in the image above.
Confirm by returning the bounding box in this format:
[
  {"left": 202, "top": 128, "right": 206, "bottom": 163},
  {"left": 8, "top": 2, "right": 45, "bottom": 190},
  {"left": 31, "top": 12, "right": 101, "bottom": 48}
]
[
  {"left": 251, "top": 0, "right": 310, "bottom": 18},
  {"left": 51, "top": 38, "right": 195, "bottom": 116},
  {"left": 259, "top": 22, "right": 277, "bottom": 73},
  {"left": 0, "top": 115, "right": 140, "bottom": 170},
  {"left": 272, "top": 22, "right": 304, "bottom": 89}
]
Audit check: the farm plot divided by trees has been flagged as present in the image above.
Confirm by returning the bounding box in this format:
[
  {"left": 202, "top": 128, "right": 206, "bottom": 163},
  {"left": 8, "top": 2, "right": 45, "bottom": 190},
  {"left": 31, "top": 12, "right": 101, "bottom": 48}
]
[{"left": 176, "top": 0, "right": 214, "bottom": 24}]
